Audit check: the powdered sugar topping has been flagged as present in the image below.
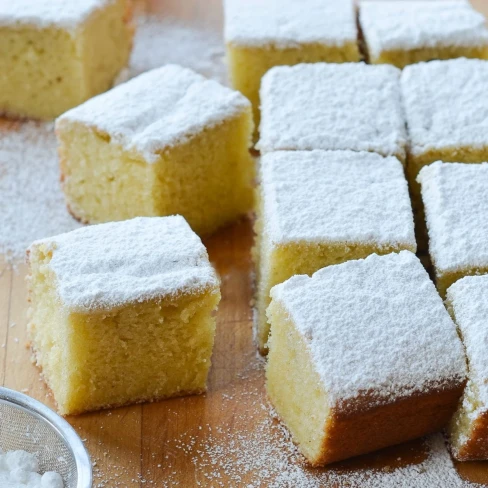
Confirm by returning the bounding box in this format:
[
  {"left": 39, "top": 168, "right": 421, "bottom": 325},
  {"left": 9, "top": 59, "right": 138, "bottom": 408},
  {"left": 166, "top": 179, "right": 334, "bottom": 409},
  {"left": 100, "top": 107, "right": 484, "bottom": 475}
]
[
  {"left": 0, "top": 449, "right": 63, "bottom": 488},
  {"left": 0, "top": 0, "right": 112, "bottom": 29},
  {"left": 224, "top": 0, "right": 357, "bottom": 48},
  {"left": 270, "top": 251, "right": 466, "bottom": 408},
  {"left": 258, "top": 63, "right": 406, "bottom": 159},
  {"left": 417, "top": 161, "right": 488, "bottom": 274},
  {"left": 56, "top": 65, "right": 250, "bottom": 163},
  {"left": 360, "top": 1, "right": 488, "bottom": 59},
  {"left": 401, "top": 58, "right": 488, "bottom": 155},
  {"left": 260, "top": 150, "right": 415, "bottom": 248},
  {"left": 448, "top": 275, "right": 488, "bottom": 415},
  {"left": 30, "top": 216, "right": 219, "bottom": 312}
]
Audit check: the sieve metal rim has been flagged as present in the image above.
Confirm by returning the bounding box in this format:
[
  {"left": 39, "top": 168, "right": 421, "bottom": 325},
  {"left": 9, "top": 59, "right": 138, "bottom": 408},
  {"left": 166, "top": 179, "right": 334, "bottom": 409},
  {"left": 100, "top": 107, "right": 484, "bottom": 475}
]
[{"left": 0, "top": 387, "right": 92, "bottom": 488}]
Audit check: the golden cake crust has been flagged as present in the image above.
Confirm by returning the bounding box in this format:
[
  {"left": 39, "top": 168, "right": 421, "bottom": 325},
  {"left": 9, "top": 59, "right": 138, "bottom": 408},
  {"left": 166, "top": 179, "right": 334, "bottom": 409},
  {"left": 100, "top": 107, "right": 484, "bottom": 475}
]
[
  {"left": 452, "top": 411, "right": 488, "bottom": 461},
  {"left": 309, "top": 384, "right": 465, "bottom": 466}
]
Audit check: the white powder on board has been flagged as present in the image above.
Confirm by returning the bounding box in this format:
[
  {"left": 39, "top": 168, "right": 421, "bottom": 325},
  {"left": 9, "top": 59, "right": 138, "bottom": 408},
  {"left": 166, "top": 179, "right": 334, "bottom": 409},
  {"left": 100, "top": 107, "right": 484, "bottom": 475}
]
[
  {"left": 158, "top": 373, "right": 478, "bottom": 488},
  {"left": 83, "top": 359, "right": 480, "bottom": 487},
  {"left": 119, "top": 14, "right": 227, "bottom": 84},
  {"left": 0, "top": 122, "right": 81, "bottom": 263},
  {"left": 0, "top": 15, "right": 226, "bottom": 263}
]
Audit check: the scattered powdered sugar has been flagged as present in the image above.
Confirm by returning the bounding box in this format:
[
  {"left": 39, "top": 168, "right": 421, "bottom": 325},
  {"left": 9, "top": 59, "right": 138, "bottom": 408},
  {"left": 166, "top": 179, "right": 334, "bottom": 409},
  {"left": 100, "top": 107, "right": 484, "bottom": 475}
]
[
  {"left": 270, "top": 251, "right": 466, "bottom": 407},
  {"left": 80, "top": 344, "right": 476, "bottom": 486},
  {"left": 0, "top": 449, "right": 64, "bottom": 488},
  {"left": 0, "top": 122, "right": 81, "bottom": 263},
  {"left": 30, "top": 216, "right": 219, "bottom": 312},
  {"left": 124, "top": 15, "right": 227, "bottom": 84},
  {"left": 154, "top": 367, "right": 476, "bottom": 488}
]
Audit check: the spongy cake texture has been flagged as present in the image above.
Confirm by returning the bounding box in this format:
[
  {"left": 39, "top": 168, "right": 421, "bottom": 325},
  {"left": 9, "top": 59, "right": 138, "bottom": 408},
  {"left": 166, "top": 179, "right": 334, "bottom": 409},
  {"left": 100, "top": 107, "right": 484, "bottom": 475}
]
[
  {"left": 360, "top": 1, "right": 488, "bottom": 66},
  {"left": 254, "top": 150, "right": 416, "bottom": 353},
  {"left": 257, "top": 63, "right": 406, "bottom": 161},
  {"left": 417, "top": 161, "right": 488, "bottom": 296},
  {"left": 0, "top": 0, "right": 133, "bottom": 119},
  {"left": 27, "top": 216, "right": 221, "bottom": 415},
  {"left": 56, "top": 65, "right": 255, "bottom": 234}
]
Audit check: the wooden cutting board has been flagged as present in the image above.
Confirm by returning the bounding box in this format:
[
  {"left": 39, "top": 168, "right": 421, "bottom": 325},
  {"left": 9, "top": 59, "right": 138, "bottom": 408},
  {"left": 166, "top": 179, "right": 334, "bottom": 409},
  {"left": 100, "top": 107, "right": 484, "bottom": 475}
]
[{"left": 2, "top": 0, "right": 488, "bottom": 486}]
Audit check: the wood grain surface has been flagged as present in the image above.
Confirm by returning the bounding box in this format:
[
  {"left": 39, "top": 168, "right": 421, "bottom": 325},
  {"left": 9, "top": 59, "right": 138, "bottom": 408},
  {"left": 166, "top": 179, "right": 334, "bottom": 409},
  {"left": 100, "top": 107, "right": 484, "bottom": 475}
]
[{"left": 2, "top": 0, "right": 488, "bottom": 486}]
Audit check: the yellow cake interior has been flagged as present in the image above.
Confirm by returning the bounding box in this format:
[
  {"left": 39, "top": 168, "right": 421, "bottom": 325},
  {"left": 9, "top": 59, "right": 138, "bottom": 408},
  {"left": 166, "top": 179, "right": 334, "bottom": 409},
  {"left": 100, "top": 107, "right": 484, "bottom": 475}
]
[
  {"left": 253, "top": 191, "right": 416, "bottom": 353},
  {"left": 369, "top": 46, "right": 488, "bottom": 69},
  {"left": 27, "top": 244, "right": 220, "bottom": 416},
  {"left": 226, "top": 42, "right": 360, "bottom": 133},
  {"left": 79, "top": 0, "right": 134, "bottom": 100},
  {"left": 58, "top": 121, "right": 158, "bottom": 222},
  {"left": 58, "top": 108, "right": 255, "bottom": 235},
  {"left": 266, "top": 298, "right": 330, "bottom": 465},
  {"left": 0, "top": 0, "right": 132, "bottom": 119}
]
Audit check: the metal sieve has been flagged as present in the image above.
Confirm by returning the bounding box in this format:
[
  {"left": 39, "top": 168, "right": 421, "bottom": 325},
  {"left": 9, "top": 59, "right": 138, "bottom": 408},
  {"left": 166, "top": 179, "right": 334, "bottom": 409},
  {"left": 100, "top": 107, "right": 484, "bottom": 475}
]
[{"left": 0, "top": 387, "right": 92, "bottom": 488}]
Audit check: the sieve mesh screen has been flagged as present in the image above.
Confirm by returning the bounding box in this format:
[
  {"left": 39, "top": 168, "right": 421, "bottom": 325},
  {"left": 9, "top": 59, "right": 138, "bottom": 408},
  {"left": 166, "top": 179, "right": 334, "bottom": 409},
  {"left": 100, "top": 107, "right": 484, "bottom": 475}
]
[{"left": 0, "top": 400, "right": 78, "bottom": 487}]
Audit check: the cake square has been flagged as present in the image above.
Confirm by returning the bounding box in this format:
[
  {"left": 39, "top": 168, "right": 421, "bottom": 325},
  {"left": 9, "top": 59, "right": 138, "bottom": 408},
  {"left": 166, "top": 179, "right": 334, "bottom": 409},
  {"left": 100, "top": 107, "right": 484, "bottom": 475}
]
[
  {"left": 447, "top": 275, "right": 488, "bottom": 461},
  {"left": 257, "top": 63, "right": 407, "bottom": 162},
  {"left": 55, "top": 65, "right": 255, "bottom": 236},
  {"left": 224, "top": 0, "right": 360, "bottom": 130},
  {"left": 254, "top": 150, "right": 416, "bottom": 353},
  {"left": 360, "top": 0, "right": 488, "bottom": 69},
  {"left": 417, "top": 161, "right": 488, "bottom": 297},
  {"left": 0, "top": 0, "right": 134, "bottom": 120},
  {"left": 26, "top": 216, "right": 221, "bottom": 415},
  {"left": 266, "top": 251, "right": 466, "bottom": 465},
  {"left": 401, "top": 58, "right": 488, "bottom": 209}
]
